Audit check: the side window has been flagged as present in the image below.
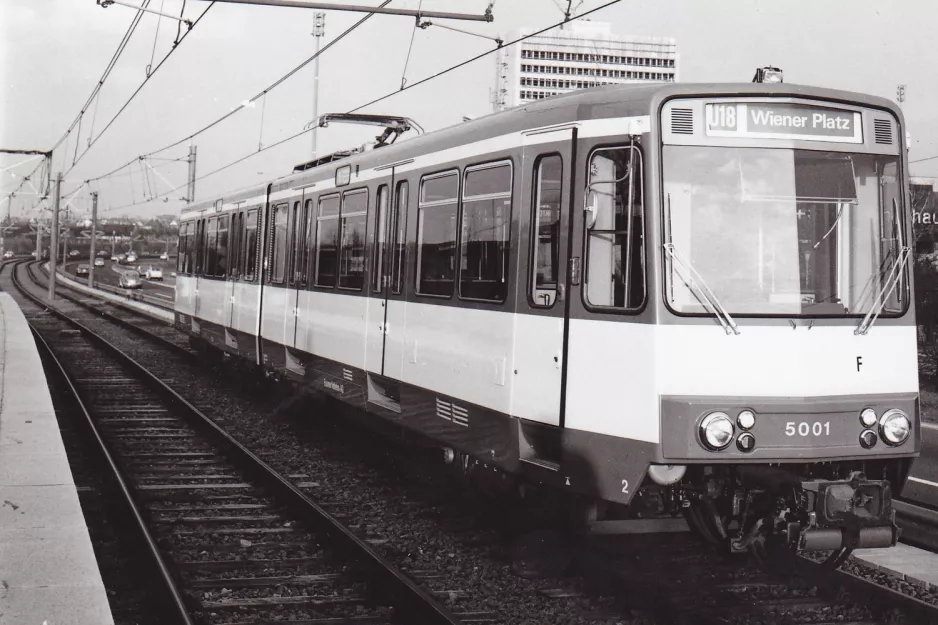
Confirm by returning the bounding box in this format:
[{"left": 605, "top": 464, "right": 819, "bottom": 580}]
[
  {"left": 244, "top": 209, "right": 258, "bottom": 282},
  {"left": 315, "top": 194, "right": 340, "bottom": 287},
  {"left": 194, "top": 220, "right": 205, "bottom": 275},
  {"left": 585, "top": 145, "right": 645, "bottom": 309},
  {"left": 302, "top": 199, "right": 314, "bottom": 286},
  {"left": 293, "top": 199, "right": 311, "bottom": 286},
  {"left": 531, "top": 155, "right": 563, "bottom": 307},
  {"left": 339, "top": 189, "right": 368, "bottom": 290},
  {"left": 881, "top": 160, "right": 904, "bottom": 312},
  {"left": 230, "top": 212, "right": 242, "bottom": 280},
  {"left": 205, "top": 217, "right": 218, "bottom": 278},
  {"left": 215, "top": 214, "right": 229, "bottom": 278},
  {"left": 416, "top": 171, "right": 459, "bottom": 297},
  {"left": 460, "top": 161, "right": 512, "bottom": 302},
  {"left": 176, "top": 222, "right": 188, "bottom": 274},
  {"left": 289, "top": 201, "right": 302, "bottom": 284},
  {"left": 271, "top": 203, "right": 289, "bottom": 283},
  {"left": 373, "top": 185, "right": 389, "bottom": 293},
  {"left": 391, "top": 181, "right": 408, "bottom": 294}
]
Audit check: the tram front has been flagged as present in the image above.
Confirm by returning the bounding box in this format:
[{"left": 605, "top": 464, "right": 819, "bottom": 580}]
[{"left": 654, "top": 88, "right": 920, "bottom": 566}]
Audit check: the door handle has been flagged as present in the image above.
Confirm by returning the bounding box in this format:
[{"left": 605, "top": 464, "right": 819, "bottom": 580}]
[{"left": 557, "top": 284, "right": 565, "bottom": 303}]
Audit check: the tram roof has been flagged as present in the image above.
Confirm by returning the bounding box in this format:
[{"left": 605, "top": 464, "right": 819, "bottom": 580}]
[{"left": 182, "top": 82, "right": 901, "bottom": 218}]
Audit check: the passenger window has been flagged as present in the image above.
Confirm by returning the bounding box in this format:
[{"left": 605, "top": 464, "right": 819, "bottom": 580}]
[
  {"left": 460, "top": 162, "right": 512, "bottom": 302},
  {"left": 271, "top": 203, "right": 289, "bottom": 283},
  {"left": 230, "top": 213, "right": 242, "bottom": 280},
  {"left": 215, "top": 215, "right": 229, "bottom": 278},
  {"left": 177, "top": 223, "right": 188, "bottom": 274},
  {"left": 339, "top": 189, "right": 368, "bottom": 290},
  {"left": 205, "top": 217, "right": 218, "bottom": 278},
  {"left": 194, "top": 220, "right": 205, "bottom": 275},
  {"left": 293, "top": 199, "right": 311, "bottom": 285},
  {"left": 315, "top": 194, "right": 340, "bottom": 287},
  {"left": 585, "top": 145, "right": 645, "bottom": 309},
  {"left": 302, "top": 199, "right": 314, "bottom": 286},
  {"left": 373, "top": 185, "right": 389, "bottom": 293},
  {"left": 244, "top": 209, "right": 258, "bottom": 282},
  {"left": 531, "top": 155, "right": 563, "bottom": 307},
  {"left": 391, "top": 181, "right": 408, "bottom": 294},
  {"left": 416, "top": 171, "right": 459, "bottom": 297}
]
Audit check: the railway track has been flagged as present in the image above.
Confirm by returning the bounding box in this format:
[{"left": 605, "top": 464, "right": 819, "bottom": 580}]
[
  {"left": 14, "top": 258, "right": 938, "bottom": 625},
  {"left": 10, "top": 260, "right": 462, "bottom": 625}
]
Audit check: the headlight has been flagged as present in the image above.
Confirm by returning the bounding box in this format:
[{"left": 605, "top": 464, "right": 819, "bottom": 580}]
[
  {"left": 737, "top": 410, "right": 755, "bottom": 430},
  {"left": 879, "top": 409, "right": 911, "bottom": 446},
  {"left": 860, "top": 408, "right": 877, "bottom": 428},
  {"left": 699, "top": 412, "right": 734, "bottom": 450}
]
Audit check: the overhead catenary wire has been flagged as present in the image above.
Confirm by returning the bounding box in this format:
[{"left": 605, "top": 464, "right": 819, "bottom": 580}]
[
  {"left": 348, "top": 0, "right": 621, "bottom": 114},
  {"left": 49, "top": 1, "right": 151, "bottom": 154},
  {"left": 86, "top": 0, "right": 393, "bottom": 187},
  {"left": 100, "top": 0, "right": 621, "bottom": 213},
  {"left": 66, "top": 2, "right": 216, "bottom": 177}
]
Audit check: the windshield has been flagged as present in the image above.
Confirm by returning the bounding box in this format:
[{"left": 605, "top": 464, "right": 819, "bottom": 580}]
[{"left": 662, "top": 147, "right": 907, "bottom": 316}]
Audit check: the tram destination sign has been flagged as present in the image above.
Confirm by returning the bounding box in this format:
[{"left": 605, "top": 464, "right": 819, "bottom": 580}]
[{"left": 705, "top": 102, "right": 863, "bottom": 143}]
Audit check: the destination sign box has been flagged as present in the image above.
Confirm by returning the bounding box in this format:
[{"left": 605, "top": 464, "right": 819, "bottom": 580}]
[{"left": 705, "top": 102, "right": 863, "bottom": 143}]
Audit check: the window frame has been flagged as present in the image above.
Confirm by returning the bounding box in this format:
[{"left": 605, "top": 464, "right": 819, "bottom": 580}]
[
  {"left": 582, "top": 143, "right": 647, "bottom": 314},
  {"left": 337, "top": 187, "right": 369, "bottom": 292},
  {"left": 243, "top": 208, "right": 259, "bottom": 282},
  {"left": 214, "top": 213, "right": 230, "bottom": 278},
  {"left": 390, "top": 180, "right": 409, "bottom": 295},
  {"left": 457, "top": 159, "right": 514, "bottom": 304},
  {"left": 373, "top": 184, "right": 390, "bottom": 294},
  {"left": 314, "top": 193, "right": 341, "bottom": 289},
  {"left": 528, "top": 153, "right": 564, "bottom": 309},
  {"left": 415, "top": 168, "right": 461, "bottom": 299},
  {"left": 269, "top": 202, "right": 290, "bottom": 285}
]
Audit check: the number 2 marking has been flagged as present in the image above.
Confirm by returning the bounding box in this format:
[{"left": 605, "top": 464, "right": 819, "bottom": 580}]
[{"left": 621, "top": 479, "right": 629, "bottom": 494}]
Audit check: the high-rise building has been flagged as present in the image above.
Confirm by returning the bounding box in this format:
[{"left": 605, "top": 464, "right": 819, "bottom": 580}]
[{"left": 495, "top": 20, "right": 678, "bottom": 111}]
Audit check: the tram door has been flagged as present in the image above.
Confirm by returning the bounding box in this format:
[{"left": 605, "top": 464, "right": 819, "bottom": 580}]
[
  {"left": 364, "top": 175, "right": 408, "bottom": 380},
  {"left": 512, "top": 127, "right": 575, "bottom": 427}
]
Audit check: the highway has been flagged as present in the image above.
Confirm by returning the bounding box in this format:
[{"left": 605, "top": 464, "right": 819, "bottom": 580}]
[{"left": 64, "top": 257, "right": 176, "bottom": 307}]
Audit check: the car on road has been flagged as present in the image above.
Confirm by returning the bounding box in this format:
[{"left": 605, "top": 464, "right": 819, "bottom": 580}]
[
  {"left": 3, "top": 251, "right": 14, "bottom": 259},
  {"left": 110, "top": 254, "right": 119, "bottom": 261},
  {"left": 76, "top": 264, "right": 90, "bottom": 276},
  {"left": 97, "top": 250, "right": 108, "bottom": 257},
  {"left": 139, "top": 264, "right": 163, "bottom": 281},
  {"left": 69, "top": 250, "right": 80, "bottom": 258},
  {"left": 160, "top": 252, "right": 169, "bottom": 261},
  {"left": 126, "top": 252, "right": 138, "bottom": 263},
  {"left": 117, "top": 254, "right": 128, "bottom": 264},
  {"left": 93, "top": 258, "right": 105, "bottom": 267},
  {"left": 118, "top": 270, "right": 142, "bottom": 289}
]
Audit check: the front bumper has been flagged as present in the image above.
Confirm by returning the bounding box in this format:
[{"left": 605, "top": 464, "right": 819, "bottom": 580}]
[{"left": 660, "top": 393, "right": 920, "bottom": 462}]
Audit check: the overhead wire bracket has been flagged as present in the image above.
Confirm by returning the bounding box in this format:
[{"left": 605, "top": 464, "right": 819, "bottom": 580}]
[{"left": 97, "top": 0, "right": 194, "bottom": 29}]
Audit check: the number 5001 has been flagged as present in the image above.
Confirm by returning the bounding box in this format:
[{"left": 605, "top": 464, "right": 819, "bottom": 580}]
[{"left": 785, "top": 421, "right": 831, "bottom": 436}]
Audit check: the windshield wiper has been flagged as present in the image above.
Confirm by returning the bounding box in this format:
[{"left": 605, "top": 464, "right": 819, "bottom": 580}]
[
  {"left": 855, "top": 245, "right": 911, "bottom": 335},
  {"left": 663, "top": 242, "right": 740, "bottom": 335}
]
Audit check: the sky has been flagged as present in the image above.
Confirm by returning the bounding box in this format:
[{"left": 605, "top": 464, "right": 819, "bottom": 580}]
[{"left": 2, "top": 0, "right": 937, "bottom": 220}]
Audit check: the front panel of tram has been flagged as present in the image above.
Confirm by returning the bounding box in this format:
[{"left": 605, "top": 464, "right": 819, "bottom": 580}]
[{"left": 655, "top": 95, "right": 920, "bottom": 567}]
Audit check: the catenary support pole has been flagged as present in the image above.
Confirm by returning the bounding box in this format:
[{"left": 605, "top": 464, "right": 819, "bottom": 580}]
[
  {"left": 48, "top": 172, "right": 61, "bottom": 301},
  {"left": 89, "top": 191, "right": 98, "bottom": 288}
]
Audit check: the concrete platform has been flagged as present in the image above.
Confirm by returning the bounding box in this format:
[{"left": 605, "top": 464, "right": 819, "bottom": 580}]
[
  {"left": 854, "top": 542, "right": 938, "bottom": 592},
  {"left": 0, "top": 292, "right": 114, "bottom": 624}
]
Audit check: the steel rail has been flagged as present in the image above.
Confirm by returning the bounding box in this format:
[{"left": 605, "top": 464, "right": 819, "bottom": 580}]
[
  {"left": 11, "top": 262, "right": 196, "bottom": 625},
  {"left": 26, "top": 261, "right": 191, "bottom": 359},
  {"left": 11, "top": 260, "right": 461, "bottom": 625}
]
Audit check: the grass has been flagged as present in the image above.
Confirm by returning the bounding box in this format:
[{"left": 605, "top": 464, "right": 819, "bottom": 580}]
[{"left": 920, "top": 387, "right": 938, "bottom": 424}]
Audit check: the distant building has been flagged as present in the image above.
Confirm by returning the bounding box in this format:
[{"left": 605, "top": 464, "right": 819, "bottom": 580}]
[{"left": 495, "top": 20, "right": 678, "bottom": 111}]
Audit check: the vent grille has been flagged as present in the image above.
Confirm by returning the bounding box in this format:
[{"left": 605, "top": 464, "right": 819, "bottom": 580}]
[
  {"left": 671, "top": 108, "right": 694, "bottom": 134},
  {"left": 342, "top": 368, "right": 354, "bottom": 382},
  {"left": 436, "top": 398, "right": 469, "bottom": 427},
  {"left": 874, "top": 119, "right": 893, "bottom": 145}
]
